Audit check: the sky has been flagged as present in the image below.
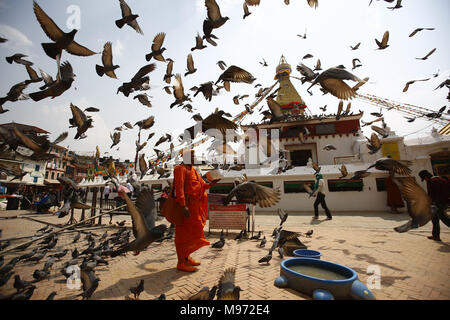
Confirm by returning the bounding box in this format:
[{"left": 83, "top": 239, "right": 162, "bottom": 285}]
[{"left": 0, "top": 0, "right": 449, "bottom": 163}]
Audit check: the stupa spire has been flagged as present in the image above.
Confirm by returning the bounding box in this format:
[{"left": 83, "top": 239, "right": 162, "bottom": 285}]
[{"left": 275, "top": 55, "right": 307, "bottom": 115}]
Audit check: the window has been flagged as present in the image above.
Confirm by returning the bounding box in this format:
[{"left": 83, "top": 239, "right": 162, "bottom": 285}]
[
  {"left": 35, "top": 164, "right": 40, "bottom": 171},
  {"left": 45, "top": 171, "right": 49, "bottom": 179},
  {"left": 328, "top": 179, "right": 363, "bottom": 192},
  {"left": 284, "top": 180, "right": 315, "bottom": 194},
  {"left": 151, "top": 184, "right": 162, "bottom": 192},
  {"left": 51, "top": 172, "right": 55, "bottom": 180},
  {"left": 33, "top": 177, "right": 37, "bottom": 183},
  {"left": 257, "top": 181, "right": 273, "bottom": 188},
  {"left": 315, "top": 123, "right": 336, "bottom": 135},
  {"left": 209, "top": 183, "right": 235, "bottom": 194},
  {"left": 376, "top": 178, "right": 386, "bottom": 192}
]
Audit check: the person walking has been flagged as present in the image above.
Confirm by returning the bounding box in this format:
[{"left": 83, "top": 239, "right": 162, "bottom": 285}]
[
  {"left": 103, "top": 185, "right": 111, "bottom": 202},
  {"left": 173, "top": 149, "right": 220, "bottom": 272},
  {"left": 312, "top": 172, "right": 332, "bottom": 220},
  {"left": 418, "top": 170, "right": 450, "bottom": 242}
]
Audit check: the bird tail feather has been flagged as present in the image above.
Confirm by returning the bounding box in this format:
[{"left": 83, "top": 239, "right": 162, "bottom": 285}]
[
  {"left": 41, "top": 43, "right": 59, "bottom": 60},
  {"left": 5, "top": 56, "right": 13, "bottom": 64},
  {"left": 95, "top": 65, "right": 104, "bottom": 77},
  {"left": 115, "top": 19, "right": 125, "bottom": 29}
]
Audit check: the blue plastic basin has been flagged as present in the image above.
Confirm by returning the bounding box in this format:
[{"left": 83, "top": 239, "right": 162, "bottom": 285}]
[{"left": 293, "top": 249, "right": 322, "bottom": 259}]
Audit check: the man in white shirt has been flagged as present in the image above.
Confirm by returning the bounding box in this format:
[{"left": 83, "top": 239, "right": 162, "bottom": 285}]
[
  {"left": 312, "top": 172, "right": 332, "bottom": 220},
  {"left": 104, "top": 185, "right": 111, "bottom": 201}
]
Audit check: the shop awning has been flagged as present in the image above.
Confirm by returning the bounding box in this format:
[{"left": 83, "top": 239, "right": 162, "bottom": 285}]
[{"left": 44, "top": 179, "right": 60, "bottom": 185}]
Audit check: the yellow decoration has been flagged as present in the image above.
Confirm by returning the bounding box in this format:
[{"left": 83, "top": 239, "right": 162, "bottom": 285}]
[{"left": 382, "top": 142, "right": 400, "bottom": 160}]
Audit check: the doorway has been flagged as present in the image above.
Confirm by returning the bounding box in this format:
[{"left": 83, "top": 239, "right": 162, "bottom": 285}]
[{"left": 290, "top": 149, "right": 312, "bottom": 167}]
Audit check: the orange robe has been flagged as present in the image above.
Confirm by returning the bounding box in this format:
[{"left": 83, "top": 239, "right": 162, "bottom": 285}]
[{"left": 173, "top": 164, "right": 210, "bottom": 261}]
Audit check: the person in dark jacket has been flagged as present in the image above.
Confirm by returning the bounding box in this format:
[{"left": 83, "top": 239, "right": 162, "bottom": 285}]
[{"left": 418, "top": 170, "right": 450, "bottom": 241}]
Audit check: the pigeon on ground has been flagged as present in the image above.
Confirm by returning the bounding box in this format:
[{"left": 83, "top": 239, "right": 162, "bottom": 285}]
[
  {"left": 217, "top": 267, "right": 242, "bottom": 300},
  {"left": 258, "top": 251, "right": 272, "bottom": 264},
  {"left": 129, "top": 279, "right": 144, "bottom": 299},
  {"left": 259, "top": 236, "right": 266, "bottom": 247}
]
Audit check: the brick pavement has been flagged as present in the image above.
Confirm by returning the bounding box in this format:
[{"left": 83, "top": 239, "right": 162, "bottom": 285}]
[{"left": 0, "top": 208, "right": 449, "bottom": 300}]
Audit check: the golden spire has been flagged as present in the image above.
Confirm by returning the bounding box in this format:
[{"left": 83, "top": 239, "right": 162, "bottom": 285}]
[{"left": 275, "top": 55, "right": 306, "bottom": 115}]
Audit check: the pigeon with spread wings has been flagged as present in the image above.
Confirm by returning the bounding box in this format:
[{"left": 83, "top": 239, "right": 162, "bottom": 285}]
[
  {"left": 375, "top": 31, "right": 390, "bottom": 50},
  {"left": 392, "top": 177, "right": 433, "bottom": 233},
  {"left": 33, "top": 1, "right": 96, "bottom": 74},
  {"left": 145, "top": 32, "right": 166, "bottom": 62},
  {"left": 223, "top": 179, "right": 281, "bottom": 208},
  {"left": 170, "top": 74, "right": 191, "bottom": 108},
  {"left": 217, "top": 267, "right": 242, "bottom": 300},
  {"left": 307, "top": 67, "right": 367, "bottom": 100},
  {"left": 116, "top": 0, "right": 143, "bottom": 35},
  {"left": 30, "top": 61, "right": 75, "bottom": 101},
  {"left": 366, "top": 157, "right": 412, "bottom": 176},
  {"left": 96, "top": 42, "right": 119, "bottom": 79},
  {"left": 216, "top": 65, "right": 256, "bottom": 92},
  {"left": 183, "top": 111, "right": 238, "bottom": 140},
  {"left": 109, "top": 187, "right": 167, "bottom": 257},
  {"left": 69, "top": 103, "right": 92, "bottom": 140}
]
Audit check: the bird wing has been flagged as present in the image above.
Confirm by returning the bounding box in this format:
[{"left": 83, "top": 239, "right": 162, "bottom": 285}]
[
  {"left": 187, "top": 53, "right": 195, "bottom": 72},
  {"left": 321, "top": 78, "right": 355, "bottom": 100},
  {"left": 60, "top": 61, "right": 75, "bottom": 82},
  {"left": 221, "top": 65, "right": 255, "bottom": 83},
  {"left": 267, "top": 97, "right": 284, "bottom": 118},
  {"left": 246, "top": 0, "right": 260, "bottom": 5},
  {"left": 173, "top": 74, "right": 185, "bottom": 100},
  {"left": 423, "top": 48, "right": 436, "bottom": 59},
  {"left": 205, "top": 0, "right": 223, "bottom": 21},
  {"left": 217, "top": 267, "right": 236, "bottom": 299},
  {"left": 132, "top": 63, "right": 156, "bottom": 81},
  {"left": 370, "top": 133, "right": 380, "bottom": 147},
  {"left": 188, "top": 287, "right": 210, "bottom": 300},
  {"left": 381, "top": 31, "right": 389, "bottom": 46},
  {"left": 307, "top": 0, "right": 319, "bottom": 8},
  {"left": 203, "top": 112, "right": 238, "bottom": 133},
  {"left": 296, "top": 63, "right": 315, "bottom": 78},
  {"left": 409, "top": 28, "right": 422, "bottom": 37},
  {"left": 79, "top": 269, "right": 93, "bottom": 292},
  {"left": 393, "top": 177, "right": 432, "bottom": 226},
  {"left": 135, "top": 187, "right": 156, "bottom": 231},
  {"left": 66, "top": 41, "right": 96, "bottom": 57},
  {"left": 102, "top": 42, "right": 114, "bottom": 67},
  {"left": 53, "top": 131, "right": 69, "bottom": 145},
  {"left": 119, "top": 0, "right": 132, "bottom": 17},
  {"left": 254, "top": 184, "right": 281, "bottom": 208},
  {"left": 166, "top": 60, "right": 173, "bottom": 76},
  {"left": 70, "top": 104, "right": 87, "bottom": 128},
  {"left": 12, "top": 127, "right": 41, "bottom": 152},
  {"left": 33, "top": 1, "right": 64, "bottom": 42},
  {"left": 152, "top": 32, "right": 166, "bottom": 51},
  {"left": 25, "top": 65, "right": 40, "bottom": 80}
]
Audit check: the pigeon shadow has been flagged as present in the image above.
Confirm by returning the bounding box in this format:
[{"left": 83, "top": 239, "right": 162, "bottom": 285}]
[{"left": 353, "top": 253, "right": 404, "bottom": 272}]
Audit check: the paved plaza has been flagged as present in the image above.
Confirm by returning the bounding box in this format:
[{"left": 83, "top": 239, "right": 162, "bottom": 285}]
[{"left": 0, "top": 208, "right": 449, "bottom": 300}]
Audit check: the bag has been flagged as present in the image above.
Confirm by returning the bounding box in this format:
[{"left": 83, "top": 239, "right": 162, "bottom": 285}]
[
  {"left": 160, "top": 194, "right": 185, "bottom": 226},
  {"left": 160, "top": 167, "right": 187, "bottom": 226}
]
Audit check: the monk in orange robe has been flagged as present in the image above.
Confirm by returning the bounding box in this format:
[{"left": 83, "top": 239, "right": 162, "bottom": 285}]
[{"left": 174, "top": 150, "right": 220, "bottom": 272}]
